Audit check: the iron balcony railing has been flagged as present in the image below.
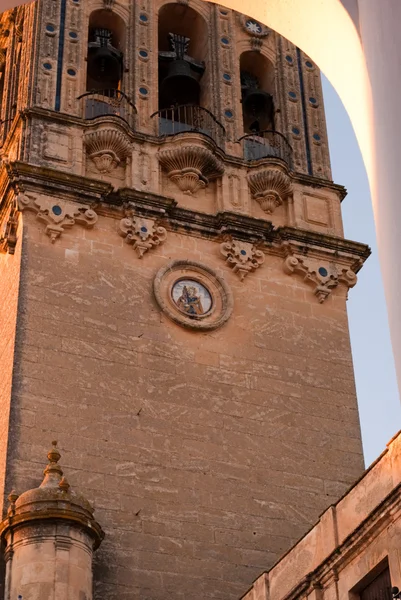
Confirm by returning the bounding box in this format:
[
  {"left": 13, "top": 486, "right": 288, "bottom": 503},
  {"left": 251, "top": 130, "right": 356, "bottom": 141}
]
[
  {"left": 78, "top": 89, "right": 137, "bottom": 130},
  {"left": 151, "top": 105, "right": 225, "bottom": 148},
  {"left": 239, "top": 130, "right": 293, "bottom": 167}
]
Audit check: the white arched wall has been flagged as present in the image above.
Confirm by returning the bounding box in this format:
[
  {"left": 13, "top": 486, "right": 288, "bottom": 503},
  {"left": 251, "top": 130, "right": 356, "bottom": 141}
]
[{"left": 1, "top": 0, "right": 401, "bottom": 397}]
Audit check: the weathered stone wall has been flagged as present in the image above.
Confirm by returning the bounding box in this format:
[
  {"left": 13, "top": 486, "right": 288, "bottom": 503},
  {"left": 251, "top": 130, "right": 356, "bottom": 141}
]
[
  {"left": 5, "top": 210, "right": 364, "bottom": 600},
  {"left": 0, "top": 217, "right": 21, "bottom": 514},
  {"left": 243, "top": 432, "right": 401, "bottom": 600}
]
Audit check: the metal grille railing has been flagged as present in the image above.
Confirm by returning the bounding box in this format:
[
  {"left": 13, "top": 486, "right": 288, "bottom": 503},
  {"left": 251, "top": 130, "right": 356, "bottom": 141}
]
[
  {"left": 151, "top": 105, "right": 225, "bottom": 148},
  {"left": 78, "top": 89, "right": 137, "bottom": 130},
  {"left": 239, "top": 129, "right": 293, "bottom": 167}
]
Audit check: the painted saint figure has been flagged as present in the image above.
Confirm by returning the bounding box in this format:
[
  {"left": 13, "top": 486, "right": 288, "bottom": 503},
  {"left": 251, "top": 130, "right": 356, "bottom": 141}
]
[{"left": 175, "top": 285, "right": 204, "bottom": 315}]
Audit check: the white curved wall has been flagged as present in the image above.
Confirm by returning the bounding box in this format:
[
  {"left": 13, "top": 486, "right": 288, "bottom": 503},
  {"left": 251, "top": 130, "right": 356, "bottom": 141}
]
[{"left": 1, "top": 0, "right": 400, "bottom": 397}]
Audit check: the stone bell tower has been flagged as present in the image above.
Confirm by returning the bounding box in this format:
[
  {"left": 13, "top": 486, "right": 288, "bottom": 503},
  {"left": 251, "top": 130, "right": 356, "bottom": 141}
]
[{"left": 0, "top": 0, "right": 370, "bottom": 599}]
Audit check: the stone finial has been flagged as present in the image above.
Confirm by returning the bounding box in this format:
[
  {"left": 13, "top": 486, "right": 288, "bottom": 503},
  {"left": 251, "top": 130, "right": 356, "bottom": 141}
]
[
  {"left": 7, "top": 490, "right": 19, "bottom": 516},
  {"left": 40, "top": 440, "right": 63, "bottom": 487}
]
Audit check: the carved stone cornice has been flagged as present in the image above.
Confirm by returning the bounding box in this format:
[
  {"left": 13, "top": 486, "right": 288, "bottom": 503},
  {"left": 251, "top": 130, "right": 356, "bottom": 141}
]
[
  {"left": 118, "top": 215, "right": 167, "bottom": 258},
  {"left": 221, "top": 238, "right": 265, "bottom": 280},
  {"left": 158, "top": 145, "right": 224, "bottom": 195},
  {"left": 5, "top": 161, "right": 113, "bottom": 204},
  {"left": 18, "top": 194, "right": 98, "bottom": 243},
  {"left": 2, "top": 162, "right": 371, "bottom": 271},
  {"left": 247, "top": 167, "right": 292, "bottom": 214}
]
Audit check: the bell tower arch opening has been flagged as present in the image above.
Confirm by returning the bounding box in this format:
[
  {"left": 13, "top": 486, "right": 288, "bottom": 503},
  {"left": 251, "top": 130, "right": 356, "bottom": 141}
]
[
  {"left": 157, "top": 3, "right": 208, "bottom": 109},
  {"left": 240, "top": 50, "right": 275, "bottom": 134},
  {"left": 86, "top": 9, "right": 126, "bottom": 94}
]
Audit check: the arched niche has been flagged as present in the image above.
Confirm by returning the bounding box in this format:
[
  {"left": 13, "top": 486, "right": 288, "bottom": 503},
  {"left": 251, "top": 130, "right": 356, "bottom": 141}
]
[
  {"left": 157, "top": 3, "right": 208, "bottom": 109},
  {"left": 239, "top": 50, "right": 275, "bottom": 134},
  {"left": 86, "top": 9, "right": 126, "bottom": 93}
]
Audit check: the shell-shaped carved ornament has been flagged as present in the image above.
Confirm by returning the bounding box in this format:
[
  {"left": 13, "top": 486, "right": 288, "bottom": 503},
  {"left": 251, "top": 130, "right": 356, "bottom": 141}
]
[
  {"left": 247, "top": 168, "right": 292, "bottom": 214},
  {"left": 84, "top": 128, "right": 132, "bottom": 173},
  {"left": 158, "top": 146, "right": 224, "bottom": 195}
]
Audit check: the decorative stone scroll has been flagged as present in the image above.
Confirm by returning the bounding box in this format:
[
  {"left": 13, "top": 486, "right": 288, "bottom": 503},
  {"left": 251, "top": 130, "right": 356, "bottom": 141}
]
[
  {"left": 0, "top": 197, "right": 19, "bottom": 255},
  {"left": 154, "top": 260, "right": 233, "bottom": 330},
  {"left": 84, "top": 128, "right": 132, "bottom": 173},
  {"left": 18, "top": 194, "right": 98, "bottom": 243},
  {"left": 247, "top": 168, "right": 292, "bottom": 214},
  {"left": 118, "top": 216, "right": 167, "bottom": 258},
  {"left": 220, "top": 239, "right": 265, "bottom": 281},
  {"left": 158, "top": 146, "right": 224, "bottom": 195},
  {"left": 283, "top": 254, "right": 358, "bottom": 303}
]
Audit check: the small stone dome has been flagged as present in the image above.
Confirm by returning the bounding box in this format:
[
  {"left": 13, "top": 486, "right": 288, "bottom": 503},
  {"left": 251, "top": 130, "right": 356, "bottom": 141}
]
[{"left": 0, "top": 441, "right": 104, "bottom": 549}]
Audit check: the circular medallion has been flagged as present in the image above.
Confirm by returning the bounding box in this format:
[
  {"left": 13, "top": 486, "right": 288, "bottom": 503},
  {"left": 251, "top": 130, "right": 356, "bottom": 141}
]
[
  {"left": 154, "top": 260, "right": 233, "bottom": 330},
  {"left": 240, "top": 15, "right": 269, "bottom": 37},
  {"left": 245, "top": 19, "right": 262, "bottom": 34}
]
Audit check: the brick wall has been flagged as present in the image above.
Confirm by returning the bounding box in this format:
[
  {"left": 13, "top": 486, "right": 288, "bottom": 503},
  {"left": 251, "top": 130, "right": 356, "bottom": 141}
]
[{"left": 5, "top": 211, "right": 364, "bottom": 600}]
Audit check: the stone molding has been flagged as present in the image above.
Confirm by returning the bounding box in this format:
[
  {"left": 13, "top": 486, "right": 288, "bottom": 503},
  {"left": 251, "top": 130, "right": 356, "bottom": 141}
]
[
  {"left": 153, "top": 260, "right": 233, "bottom": 330},
  {"left": 283, "top": 253, "right": 358, "bottom": 303},
  {"left": 247, "top": 167, "right": 292, "bottom": 214},
  {"left": 118, "top": 215, "right": 167, "bottom": 258},
  {"left": 3, "top": 162, "right": 370, "bottom": 275},
  {"left": 84, "top": 127, "right": 132, "bottom": 174},
  {"left": 220, "top": 238, "right": 265, "bottom": 280},
  {"left": 158, "top": 145, "right": 224, "bottom": 195},
  {"left": 18, "top": 194, "right": 98, "bottom": 243}
]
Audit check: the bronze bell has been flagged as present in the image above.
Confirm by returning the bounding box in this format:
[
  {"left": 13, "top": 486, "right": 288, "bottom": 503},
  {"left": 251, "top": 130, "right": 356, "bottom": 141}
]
[
  {"left": 159, "top": 59, "right": 201, "bottom": 108},
  {"left": 242, "top": 90, "right": 275, "bottom": 131},
  {"left": 87, "top": 28, "right": 123, "bottom": 86}
]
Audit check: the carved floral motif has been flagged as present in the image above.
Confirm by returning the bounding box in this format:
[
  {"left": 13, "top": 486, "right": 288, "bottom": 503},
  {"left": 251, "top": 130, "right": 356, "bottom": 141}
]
[
  {"left": 158, "top": 146, "right": 224, "bottom": 195},
  {"left": 18, "top": 194, "right": 98, "bottom": 242},
  {"left": 118, "top": 216, "right": 167, "bottom": 258},
  {"left": 84, "top": 128, "right": 132, "bottom": 173},
  {"left": 247, "top": 168, "right": 292, "bottom": 214},
  {"left": 283, "top": 254, "right": 358, "bottom": 303},
  {"left": 220, "top": 239, "right": 265, "bottom": 280}
]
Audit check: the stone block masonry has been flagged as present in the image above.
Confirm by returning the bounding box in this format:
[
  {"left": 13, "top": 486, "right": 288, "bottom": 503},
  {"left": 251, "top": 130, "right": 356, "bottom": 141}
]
[{"left": 4, "top": 210, "right": 364, "bottom": 600}]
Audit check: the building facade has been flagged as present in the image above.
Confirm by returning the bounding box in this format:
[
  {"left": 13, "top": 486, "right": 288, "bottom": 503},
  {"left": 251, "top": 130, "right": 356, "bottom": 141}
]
[
  {"left": 243, "top": 431, "right": 401, "bottom": 600},
  {"left": 0, "top": 0, "right": 370, "bottom": 598}
]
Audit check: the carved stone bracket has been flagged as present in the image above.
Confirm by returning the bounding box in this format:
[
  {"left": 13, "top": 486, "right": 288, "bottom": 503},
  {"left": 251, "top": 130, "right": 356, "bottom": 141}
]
[
  {"left": 158, "top": 145, "right": 224, "bottom": 195},
  {"left": 84, "top": 128, "right": 132, "bottom": 174},
  {"left": 0, "top": 197, "right": 19, "bottom": 255},
  {"left": 220, "top": 238, "right": 265, "bottom": 281},
  {"left": 247, "top": 168, "right": 292, "bottom": 214},
  {"left": 18, "top": 194, "right": 98, "bottom": 243},
  {"left": 283, "top": 254, "right": 358, "bottom": 303},
  {"left": 118, "top": 215, "right": 167, "bottom": 258}
]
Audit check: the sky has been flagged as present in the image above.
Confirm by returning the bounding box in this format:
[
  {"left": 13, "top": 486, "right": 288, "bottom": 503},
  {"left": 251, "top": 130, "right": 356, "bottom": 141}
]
[{"left": 321, "top": 75, "right": 401, "bottom": 467}]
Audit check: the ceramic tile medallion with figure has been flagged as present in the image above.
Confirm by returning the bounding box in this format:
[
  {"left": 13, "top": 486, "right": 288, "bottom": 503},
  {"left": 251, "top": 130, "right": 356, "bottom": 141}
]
[
  {"left": 172, "top": 280, "right": 212, "bottom": 316},
  {"left": 154, "top": 260, "right": 233, "bottom": 330}
]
